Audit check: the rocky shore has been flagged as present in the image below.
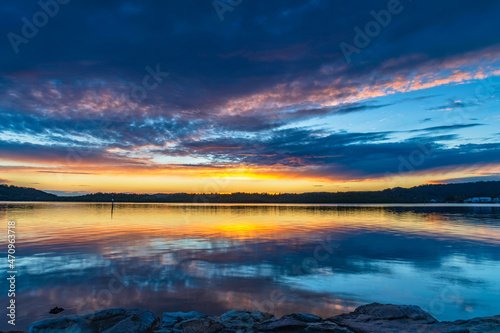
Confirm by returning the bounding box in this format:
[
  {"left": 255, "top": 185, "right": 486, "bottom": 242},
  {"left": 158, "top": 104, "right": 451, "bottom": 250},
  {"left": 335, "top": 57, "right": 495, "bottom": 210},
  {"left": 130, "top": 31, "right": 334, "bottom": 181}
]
[{"left": 18, "top": 303, "right": 500, "bottom": 332}]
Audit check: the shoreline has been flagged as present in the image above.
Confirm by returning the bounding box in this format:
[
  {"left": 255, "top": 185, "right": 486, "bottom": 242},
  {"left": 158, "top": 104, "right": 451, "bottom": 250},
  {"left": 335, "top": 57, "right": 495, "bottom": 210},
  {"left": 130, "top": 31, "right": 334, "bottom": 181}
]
[
  {"left": 3, "top": 181, "right": 500, "bottom": 205},
  {"left": 26, "top": 303, "right": 500, "bottom": 332},
  {"left": 2, "top": 200, "right": 500, "bottom": 206}
]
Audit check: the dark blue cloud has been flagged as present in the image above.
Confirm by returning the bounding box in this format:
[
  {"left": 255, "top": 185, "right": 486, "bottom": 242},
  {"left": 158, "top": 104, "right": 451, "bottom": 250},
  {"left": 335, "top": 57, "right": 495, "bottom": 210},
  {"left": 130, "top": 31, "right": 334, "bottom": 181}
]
[
  {"left": 1, "top": 0, "right": 500, "bottom": 183},
  {"left": 2, "top": 0, "right": 499, "bottom": 92},
  {"left": 408, "top": 123, "right": 484, "bottom": 133},
  {"left": 426, "top": 100, "right": 481, "bottom": 111},
  {"left": 429, "top": 174, "right": 500, "bottom": 184}
]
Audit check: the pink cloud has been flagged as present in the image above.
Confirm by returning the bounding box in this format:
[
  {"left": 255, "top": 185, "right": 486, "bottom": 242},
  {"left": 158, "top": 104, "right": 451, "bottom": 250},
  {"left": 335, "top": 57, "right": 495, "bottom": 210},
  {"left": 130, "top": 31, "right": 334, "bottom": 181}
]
[{"left": 216, "top": 45, "right": 500, "bottom": 115}]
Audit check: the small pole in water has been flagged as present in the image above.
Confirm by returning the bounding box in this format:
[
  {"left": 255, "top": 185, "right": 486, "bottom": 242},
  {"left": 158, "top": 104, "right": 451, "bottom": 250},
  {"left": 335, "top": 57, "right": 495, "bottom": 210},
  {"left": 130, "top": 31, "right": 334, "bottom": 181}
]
[{"left": 111, "top": 194, "right": 114, "bottom": 218}]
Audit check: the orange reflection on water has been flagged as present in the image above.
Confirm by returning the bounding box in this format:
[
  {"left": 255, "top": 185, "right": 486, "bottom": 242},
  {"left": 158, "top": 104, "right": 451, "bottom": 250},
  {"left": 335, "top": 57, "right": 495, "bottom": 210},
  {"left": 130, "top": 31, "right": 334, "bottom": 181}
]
[
  {"left": 1, "top": 202, "right": 500, "bottom": 331},
  {"left": 2, "top": 203, "right": 500, "bottom": 249}
]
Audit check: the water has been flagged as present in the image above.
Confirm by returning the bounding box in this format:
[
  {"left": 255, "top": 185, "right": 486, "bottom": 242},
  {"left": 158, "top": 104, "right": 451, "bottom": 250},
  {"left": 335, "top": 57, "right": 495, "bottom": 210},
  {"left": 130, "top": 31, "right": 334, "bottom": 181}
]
[{"left": 1, "top": 202, "right": 500, "bottom": 331}]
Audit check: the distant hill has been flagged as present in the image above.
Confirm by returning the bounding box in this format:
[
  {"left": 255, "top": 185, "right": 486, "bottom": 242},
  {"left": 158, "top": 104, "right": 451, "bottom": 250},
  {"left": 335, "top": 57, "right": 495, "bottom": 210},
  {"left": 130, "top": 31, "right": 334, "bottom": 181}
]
[
  {"left": 380, "top": 181, "right": 500, "bottom": 202},
  {"left": 0, "top": 181, "right": 498, "bottom": 203},
  {"left": 0, "top": 184, "right": 58, "bottom": 201}
]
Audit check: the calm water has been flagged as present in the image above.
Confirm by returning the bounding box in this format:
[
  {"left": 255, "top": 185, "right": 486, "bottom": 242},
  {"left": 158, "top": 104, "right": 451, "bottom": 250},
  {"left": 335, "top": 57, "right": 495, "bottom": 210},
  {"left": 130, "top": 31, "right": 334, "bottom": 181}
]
[{"left": 1, "top": 202, "right": 500, "bottom": 330}]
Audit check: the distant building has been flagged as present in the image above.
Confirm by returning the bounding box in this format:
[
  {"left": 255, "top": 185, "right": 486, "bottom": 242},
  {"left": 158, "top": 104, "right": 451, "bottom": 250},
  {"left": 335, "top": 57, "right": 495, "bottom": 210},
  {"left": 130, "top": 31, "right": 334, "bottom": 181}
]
[{"left": 464, "top": 197, "right": 493, "bottom": 203}]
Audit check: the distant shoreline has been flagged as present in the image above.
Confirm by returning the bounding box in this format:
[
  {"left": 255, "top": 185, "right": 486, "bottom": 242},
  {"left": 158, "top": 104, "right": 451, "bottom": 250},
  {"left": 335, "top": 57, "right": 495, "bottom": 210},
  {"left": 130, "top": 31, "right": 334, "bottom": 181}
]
[
  {"left": 1, "top": 201, "right": 500, "bottom": 206},
  {"left": 1, "top": 181, "right": 499, "bottom": 204}
]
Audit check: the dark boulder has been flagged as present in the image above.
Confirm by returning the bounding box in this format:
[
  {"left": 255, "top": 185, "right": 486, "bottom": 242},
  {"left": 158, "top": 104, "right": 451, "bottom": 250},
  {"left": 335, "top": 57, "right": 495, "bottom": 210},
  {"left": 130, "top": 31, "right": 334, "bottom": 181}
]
[
  {"left": 29, "top": 308, "right": 159, "bottom": 333},
  {"left": 328, "top": 303, "right": 468, "bottom": 333}
]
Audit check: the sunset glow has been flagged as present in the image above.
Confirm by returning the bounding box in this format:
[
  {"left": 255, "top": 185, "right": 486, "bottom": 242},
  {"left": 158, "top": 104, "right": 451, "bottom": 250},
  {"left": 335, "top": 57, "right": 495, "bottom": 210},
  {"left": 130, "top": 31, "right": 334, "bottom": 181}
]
[{"left": 1, "top": 1, "right": 499, "bottom": 195}]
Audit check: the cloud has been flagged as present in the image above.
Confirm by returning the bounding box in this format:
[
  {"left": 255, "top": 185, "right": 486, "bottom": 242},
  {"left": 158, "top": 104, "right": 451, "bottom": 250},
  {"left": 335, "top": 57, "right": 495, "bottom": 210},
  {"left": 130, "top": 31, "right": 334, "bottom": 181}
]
[
  {"left": 1, "top": 118, "right": 499, "bottom": 183},
  {"left": 44, "top": 190, "right": 91, "bottom": 197},
  {"left": 0, "top": 177, "right": 11, "bottom": 184},
  {"left": 36, "top": 171, "right": 93, "bottom": 175},
  {"left": 146, "top": 127, "right": 500, "bottom": 181},
  {"left": 427, "top": 100, "right": 481, "bottom": 112},
  {"left": 280, "top": 102, "right": 393, "bottom": 120},
  {"left": 408, "top": 123, "right": 484, "bottom": 133},
  {"left": 402, "top": 95, "right": 440, "bottom": 102},
  {"left": 427, "top": 174, "right": 500, "bottom": 184},
  {"left": 0, "top": 139, "right": 150, "bottom": 166}
]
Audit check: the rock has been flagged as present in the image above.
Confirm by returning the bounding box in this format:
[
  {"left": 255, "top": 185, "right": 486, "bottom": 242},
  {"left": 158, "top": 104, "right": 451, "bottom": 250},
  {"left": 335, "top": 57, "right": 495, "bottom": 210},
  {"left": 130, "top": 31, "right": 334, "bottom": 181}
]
[
  {"left": 159, "top": 309, "right": 348, "bottom": 332},
  {"left": 174, "top": 316, "right": 224, "bottom": 333},
  {"left": 25, "top": 304, "right": 500, "bottom": 333},
  {"left": 328, "top": 303, "right": 468, "bottom": 333},
  {"left": 445, "top": 315, "right": 500, "bottom": 332},
  {"left": 49, "top": 307, "right": 64, "bottom": 314},
  {"left": 282, "top": 313, "right": 322, "bottom": 323},
  {"left": 219, "top": 309, "right": 276, "bottom": 330},
  {"left": 304, "top": 321, "right": 352, "bottom": 332},
  {"left": 347, "top": 303, "right": 438, "bottom": 323},
  {"left": 255, "top": 317, "right": 308, "bottom": 331},
  {"left": 29, "top": 307, "right": 159, "bottom": 333},
  {"left": 162, "top": 311, "right": 206, "bottom": 328}
]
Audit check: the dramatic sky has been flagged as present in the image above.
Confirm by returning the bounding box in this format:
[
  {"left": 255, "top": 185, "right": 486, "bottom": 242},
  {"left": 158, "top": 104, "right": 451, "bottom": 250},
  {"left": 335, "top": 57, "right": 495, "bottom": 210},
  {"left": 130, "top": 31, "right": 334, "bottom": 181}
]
[{"left": 1, "top": 0, "right": 499, "bottom": 195}]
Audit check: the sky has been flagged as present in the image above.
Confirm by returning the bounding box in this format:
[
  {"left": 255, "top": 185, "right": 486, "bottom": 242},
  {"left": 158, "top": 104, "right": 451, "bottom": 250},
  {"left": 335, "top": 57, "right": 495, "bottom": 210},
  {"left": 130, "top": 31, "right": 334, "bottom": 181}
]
[{"left": 0, "top": 0, "right": 499, "bottom": 195}]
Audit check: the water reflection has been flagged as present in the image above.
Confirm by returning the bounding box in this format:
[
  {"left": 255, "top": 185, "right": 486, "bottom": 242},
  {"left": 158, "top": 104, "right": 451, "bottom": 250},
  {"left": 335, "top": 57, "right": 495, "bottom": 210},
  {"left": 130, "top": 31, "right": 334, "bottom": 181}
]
[{"left": 1, "top": 203, "right": 499, "bottom": 331}]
